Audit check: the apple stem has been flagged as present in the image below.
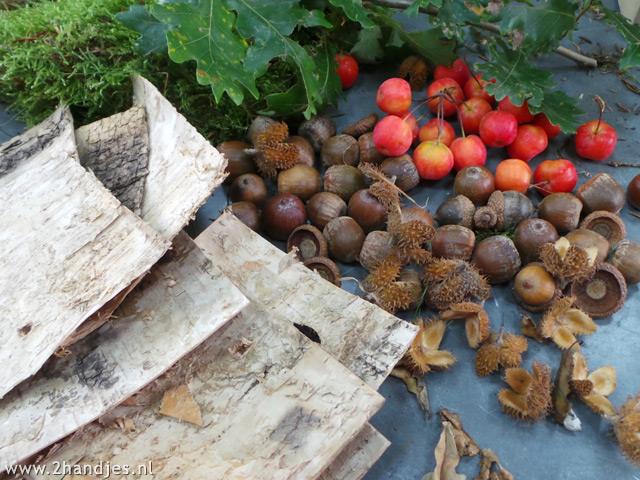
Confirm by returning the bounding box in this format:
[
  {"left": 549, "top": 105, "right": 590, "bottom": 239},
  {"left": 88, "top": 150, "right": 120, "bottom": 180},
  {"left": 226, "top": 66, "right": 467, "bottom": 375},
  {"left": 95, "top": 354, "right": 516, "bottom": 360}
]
[{"left": 593, "top": 95, "right": 605, "bottom": 133}]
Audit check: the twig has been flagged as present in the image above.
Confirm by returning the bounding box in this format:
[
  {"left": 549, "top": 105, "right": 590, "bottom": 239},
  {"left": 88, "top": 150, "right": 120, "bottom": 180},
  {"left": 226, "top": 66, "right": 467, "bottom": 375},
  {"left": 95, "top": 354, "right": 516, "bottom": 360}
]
[
  {"left": 371, "top": 0, "right": 598, "bottom": 68},
  {"left": 630, "top": 211, "right": 640, "bottom": 219},
  {"left": 608, "top": 161, "right": 640, "bottom": 167}
]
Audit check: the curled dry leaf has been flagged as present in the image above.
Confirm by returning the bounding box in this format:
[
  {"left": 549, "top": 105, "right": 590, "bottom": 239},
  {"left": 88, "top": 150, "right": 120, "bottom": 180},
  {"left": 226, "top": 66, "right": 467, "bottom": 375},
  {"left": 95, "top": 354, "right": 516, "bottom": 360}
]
[
  {"left": 552, "top": 348, "right": 581, "bottom": 430},
  {"left": 440, "top": 302, "right": 491, "bottom": 349},
  {"left": 439, "top": 408, "right": 480, "bottom": 457},
  {"left": 540, "top": 237, "right": 597, "bottom": 287},
  {"left": 540, "top": 296, "right": 597, "bottom": 350},
  {"left": 475, "top": 327, "right": 528, "bottom": 376},
  {"left": 612, "top": 392, "right": 640, "bottom": 467},
  {"left": 422, "top": 258, "right": 492, "bottom": 310},
  {"left": 498, "top": 361, "right": 552, "bottom": 422},
  {"left": 403, "top": 318, "right": 456, "bottom": 375},
  {"left": 475, "top": 448, "right": 514, "bottom": 480},
  {"left": 391, "top": 367, "right": 431, "bottom": 416},
  {"left": 570, "top": 351, "right": 617, "bottom": 416},
  {"left": 422, "top": 422, "right": 466, "bottom": 480}
]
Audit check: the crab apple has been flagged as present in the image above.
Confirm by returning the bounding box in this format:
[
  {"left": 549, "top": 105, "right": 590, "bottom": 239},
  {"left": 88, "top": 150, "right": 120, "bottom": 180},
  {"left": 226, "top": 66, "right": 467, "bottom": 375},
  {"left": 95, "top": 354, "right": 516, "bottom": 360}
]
[
  {"left": 463, "top": 74, "right": 496, "bottom": 105},
  {"left": 427, "top": 78, "right": 464, "bottom": 117},
  {"left": 506, "top": 124, "right": 549, "bottom": 162},
  {"left": 498, "top": 97, "right": 535, "bottom": 124},
  {"left": 575, "top": 120, "right": 618, "bottom": 161},
  {"left": 335, "top": 53, "right": 358, "bottom": 89},
  {"left": 376, "top": 78, "right": 412, "bottom": 115},
  {"left": 533, "top": 159, "right": 578, "bottom": 196},
  {"left": 478, "top": 110, "right": 518, "bottom": 147},
  {"left": 450, "top": 135, "right": 487, "bottom": 170},
  {"left": 495, "top": 159, "right": 532, "bottom": 194},
  {"left": 398, "top": 110, "right": 419, "bottom": 142},
  {"left": 418, "top": 118, "right": 456, "bottom": 147},
  {"left": 413, "top": 141, "right": 454, "bottom": 180},
  {"left": 459, "top": 97, "right": 493, "bottom": 134},
  {"left": 373, "top": 115, "right": 413, "bottom": 156},
  {"left": 433, "top": 59, "right": 471, "bottom": 89},
  {"left": 532, "top": 112, "right": 561, "bottom": 138}
]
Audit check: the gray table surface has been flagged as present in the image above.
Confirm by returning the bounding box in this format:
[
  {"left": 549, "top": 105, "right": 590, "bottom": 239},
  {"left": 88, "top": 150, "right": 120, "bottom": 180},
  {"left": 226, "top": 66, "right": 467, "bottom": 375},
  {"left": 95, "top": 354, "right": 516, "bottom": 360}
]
[{"left": 2, "top": 3, "right": 639, "bottom": 478}]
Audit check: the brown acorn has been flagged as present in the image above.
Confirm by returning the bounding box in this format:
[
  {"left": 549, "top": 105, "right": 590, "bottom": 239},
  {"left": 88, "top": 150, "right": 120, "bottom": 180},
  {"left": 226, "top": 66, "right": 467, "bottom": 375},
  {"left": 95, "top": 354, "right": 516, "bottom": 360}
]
[
  {"left": 472, "top": 236, "right": 522, "bottom": 284},
  {"left": 608, "top": 240, "right": 640, "bottom": 285},
  {"left": 576, "top": 173, "right": 626, "bottom": 214},
  {"left": 513, "top": 218, "right": 559, "bottom": 265},
  {"left": 430, "top": 225, "right": 476, "bottom": 261}
]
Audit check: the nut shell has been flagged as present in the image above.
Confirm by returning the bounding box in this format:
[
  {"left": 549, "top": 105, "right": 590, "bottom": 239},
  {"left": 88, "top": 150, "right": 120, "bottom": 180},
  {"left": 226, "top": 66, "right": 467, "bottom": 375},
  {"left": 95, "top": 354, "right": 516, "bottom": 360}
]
[
  {"left": 434, "top": 195, "right": 475, "bottom": 228},
  {"left": 454, "top": 166, "right": 495, "bottom": 206},
  {"left": 472, "top": 236, "right": 522, "bottom": 284},
  {"left": 285, "top": 135, "right": 315, "bottom": 167},
  {"left": 576, "top": 173, "right": 625, "bottom": 214},
  {"left": 343, "top": 113, "right": 378, "bottom": 138},
  {"left": 359, "top": 230, "right": 396, "bottom": 271},
  {"left": 321, "top": 134, "right": 360, "bottom": 167},
  {"left": 348, "top": 189, "right": 388, "bottom": 233},
  {"left": 277, "top": 164, "right": 322, "bottom": 202},
  {"left": 537, "top": 192, "right": 583, "bottom": 234},
  {"left": 627, "top": 174, "right": 640, "bottom": 209},
  {"left": 287, "top": 224, "right": 328, "bottom": 261},
  {"left": 565, "top": 228, "right": 610, "bottom": 264},
  {"left": 303, "top": 257, "right": 342, "bottom": 287},
  {"left": 229, "top": 173, "right": 268, "bottom": 207},
  {"left": 218, "top": 141, "right": 256, "bottom": 185},
  {"left": 580, "top": 210, "right": 626, "bottom": 247},
  {"left": 569, "top": 263, "right": 627, "bottom": 319},
  {"left": 431, "top": 225, "right": 476, "bottom": 261},
  {"left": 358, "top": 132, "right": 385, "bottom": 165},
  {"left": 502, "top": 190, "right": 535, "bottom": 230},
  {"left": 307, "top": 192, "right": 347, "bottom": 230},
  {"left": 608, "top": 240, "right": 640, "bottom": 285},
  {"left": 513, "top": 218, "right": 559, "bottom": 264},
  {"left": 323, "top": 216, "right": 366, "bottom": 264},
  {"left": 323, "top": 165, "right": 367, "bottom": 202},
  {"left": 380, "top": 154, "right": 420, "bottom": 192},
  {"left": 298, "top": 115, "right": 336, "bottom": 152},
  {"left": 513, "top": 263, "right": 560, "bottom": 312},
  {"left": 262, "top": 193, "right": 307, "bottom": 241},
  {"left": 226, "top": 202, "right": 260, "bottom": 232}
]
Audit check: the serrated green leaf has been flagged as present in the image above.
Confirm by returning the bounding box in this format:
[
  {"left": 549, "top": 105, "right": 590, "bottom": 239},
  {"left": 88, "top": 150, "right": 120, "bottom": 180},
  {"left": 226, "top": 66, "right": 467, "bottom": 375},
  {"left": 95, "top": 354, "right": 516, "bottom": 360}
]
[
  {"left": 226, "top": 0, "right": 324, "bottom": 118},
  {"left": 431, "top": 0, "right": 480, "bottom": 42},
  {"left": 116, "top": 5, "right": 171, "bottom": 55},
  {"left": 529, "top": 91, "right": 584, "bottom": 134},
  {"left": 499, "top": 0, "right": 578, "bottom": 54},
  {"left": 599, "top": 6, "right": 640, "bottom": 70},
  {"left": 476, "top": 41, "right": 555, "bottom": 108},
  {"left": 405, "top": 0, "right": 442, "bottom": 18},
  {"left": 327, "top": 0, "right": 376, "bottom": 28},
  {"left": 151, "top": 1, "right": 257, "bottom": 105},
  {"left": 350, "top": 26, "right": 384, "bottom": 63},
  {"left": 375, "top": 14, "right": 456, "bottom": 66}
]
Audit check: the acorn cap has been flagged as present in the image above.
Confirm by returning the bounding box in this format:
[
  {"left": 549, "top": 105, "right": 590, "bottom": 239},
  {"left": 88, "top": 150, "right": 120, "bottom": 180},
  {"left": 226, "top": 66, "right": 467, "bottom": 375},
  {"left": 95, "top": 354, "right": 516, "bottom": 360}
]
[
  {"left": 303, "top": 256, "right": 341, "bottom": 287},
  {"left": 569, "top": 262, "right": 627, "bottom": 319},
  {"left": 343, "top": 113, "right": 378, "bottom": 138},
  {"left": 287, "top": 224, "right": 328, "bottom": 261},
  {"left": 580, "top": 210, "right": 626, "bottom": 247}
]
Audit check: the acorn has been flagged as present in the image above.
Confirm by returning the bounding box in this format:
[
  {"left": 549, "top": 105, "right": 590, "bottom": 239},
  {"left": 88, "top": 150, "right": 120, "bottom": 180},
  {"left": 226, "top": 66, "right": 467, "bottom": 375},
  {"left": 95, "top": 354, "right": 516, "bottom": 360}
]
[
  {"left": 323, "top": 216, "right": 366, "bottom": 263},
  {"left": 608, "top": 240, "right": 640, "bottom": 285},
  {"left": 502, "top": 190, "right": 535, "bottom": 230},
  {"left": 569, "top": 263, "right": 627, "bottom": 319},
  {"left": 323, "top": 165, "right": 367, "bottom": 202},
  {"left": 306, "top": 192, "right": 347, "bottom": 230},
  {"left": 229, "top": 173, "right": 268, "bottom": 207},
  {"left": 565, "top": 228, "right": 610, "bottom": 264},
  {"left": 321, "top": 134, "right": 360, "bottom": 167},
  {"left": 298, "top": 115, "right": 336, "bottom": 152},
  {"left": 348, "top": 189, "right": 388, "bottom": 233},
  {"left": 262, "top": 193, "right": 307, "bottom": 241},
  {"left": 513, "top": 263, "right": 560, "bottom": 312},
  {"left": 537, "top": 192, "right": 583, "bottom": 234},
  {"left": 247, "top": 115, "right": 278, "bottom": 146},
  {"left": 285, "top": 135, "right": 315, "bottom": 167},
  {"left": 277, "top": 164, "right": 322, "bottom": 202},
  {"left": 303, "top": 256, "right": 342, "bottom": 287},
  {"left": 472, "top": 236, "right": 521, "bottom": 284},
  {"left": 576, "top": 173, "right": 626, "bottom": 214},
  {"left": 226, "top": 202, "right": 260, "bottom": 232},
  {"left": 287, "top": 224, "right": 328, "bottom": 261},
  {"left": 359, "top": 230, "right": 396, "bottom": 271},
  {"left": 473, "top": 190, "right": 504, "bottom": 230},
  {"left": 434, "top": 195, "right": 475, "bottom": 228},
  {"left": 580, "top": 210, "right": 626, "bottom": 247},
  {"left": 453, "top": 166, "right": 495, "bottom": 206},
  {"left": 430, "top": 225, "right": 476, "bottom": 261},
  {"left": 217, "top": 141, "right": 256, "bottom": 185},
  {"left": 513, "top": 218, "right": 559, "bottom": 265},
  {"left": 358, "top": 132, "right": 385, "bottom": 164},
  {"left": 628, "top": 174, "right": 640, "bottom": 209},
  {"left": 400, "top": 206, "right": 435, "bottom": 228},
  {"left": 380, "top": 154, "right": 420, "bottom": 192}
]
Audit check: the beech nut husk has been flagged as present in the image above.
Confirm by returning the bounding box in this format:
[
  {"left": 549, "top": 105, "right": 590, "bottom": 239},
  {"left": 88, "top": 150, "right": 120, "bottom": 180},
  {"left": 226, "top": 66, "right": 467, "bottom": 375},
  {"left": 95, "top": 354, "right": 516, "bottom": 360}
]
[
  {"left": 434, "top": 195, "right": 475, "bottom": 229},
  {"left": 576, "top": 173, "right": 626, "bottom": 214},
  {"left": 569, "top": 263, "right": 627, "bottom": 319},
  {"left": 431, "top": 225, "right": 476, "bottom": 261},
  {"left": 287, "top": 224, "right": 328, "bottom": 261},
  {"left": 321, "top": 134, "right": 360, "bottom": 167},
  {"left": 380, "top": 154, "right": 420, "bottom": 192},
  {"left": 472, "top": 236, "right": 521, "bottom": 284},
  {"left": 565, "top": 228, "right": 610, "bottom": 264},
  {"left": 247, "top": 115, "right": 278, "bottom": 146},
  {"left": 323, "top": 165, "right": 367, "bottom": 202},
  {"left": 537, "top": 192, "right": 583, "bottom": 234},
  {"left": 359, "top": 230, "right": 396, "bottom": 271},
  {"left": 307, "top": 192, "right": 347, "bottom": 230},
  {"left": 513, "top": 263, "right": 560, "bottom": 312},
  {"left": 298, "top": 115, "right": 336, "bottom": 152},
  {"left": 608, "top": 240, "right": 640, "bottom": 285},
  {"left": 323, "top": 216, "right": 366, "bottom": 264},
  {"left": 454, "top": 166, "right": 495, "bottom": 206},
  {"left": 304, "top": 256, "right": 342, "bottom": 287},
  {"left": 580, "top": 210, "right": 626, "bottom": 247},
  {"left": 513, "top": 218, "right": 559, "bottom": 265}
]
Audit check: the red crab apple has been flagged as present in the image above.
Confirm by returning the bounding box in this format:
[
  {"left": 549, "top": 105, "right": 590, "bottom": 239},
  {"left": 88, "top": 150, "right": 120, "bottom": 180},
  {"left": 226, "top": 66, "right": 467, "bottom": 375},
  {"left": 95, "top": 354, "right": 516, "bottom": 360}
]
[
  {"left": 427, "top": 78, "right": 464, "bottom": 117},
  {"left": 507, "top": 124, "right": 549, "bottom": 162},
  {"left": 463, "top": 74, "right": 496, "bottom": 105},
  {"left": 398, "top": 110, "right": 419, "bottom": 142},
  {"left": 532, "top": 112, "right": 561, "bottom": 138},
  {"left": 478, "top": 110, "right": 518, "bottom": 147},
  {"left": 434, "top": 59, "right": 471, "bottom": 89},
  {"left": 373, "top": 115, "right": 413, "bottom": 156},
  {"left": 450, "top": 135, "right": 487, "bottom": 170},
  {"left": 376, "top": 78, "right": 412, "bottom": 115},
  {"left": 498, "top": 97, "right": 535, "bottom": 124},
  {"left": 418, "top": 118, "right": 456, "bottom": 147},
  {"left": 495, "top": 159, "right": 532, "bottom": 194},
  {"left": 413, "top": 141, "right": 454, "bottom": 180},
  {"left": 334, "top": 53, "right": 358, "bottom": 89},
  {"left": 575, "top": 120, "right": 617, "bottom": 161},
  {"left": 533, "top": 159, "right": 578, "bottom": 196},
  {"left": 459, "top": 97, "right": 493, "bottom": 134}
]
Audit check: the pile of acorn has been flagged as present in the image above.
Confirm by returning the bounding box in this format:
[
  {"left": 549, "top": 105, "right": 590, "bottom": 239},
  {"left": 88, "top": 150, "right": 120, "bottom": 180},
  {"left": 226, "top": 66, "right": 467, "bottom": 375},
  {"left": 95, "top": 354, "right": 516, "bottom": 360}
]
[{"left": 216, "top": 113, "right": 640, "bottom": 319}]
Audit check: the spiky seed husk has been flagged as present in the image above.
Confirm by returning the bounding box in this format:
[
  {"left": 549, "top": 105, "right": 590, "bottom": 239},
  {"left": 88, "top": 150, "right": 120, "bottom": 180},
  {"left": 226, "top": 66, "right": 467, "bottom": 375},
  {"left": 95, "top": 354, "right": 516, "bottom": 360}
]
[
  {"left": 376, "top": 281, "right": 418, "bottom": 313},
  {"left": 499, "top": 361, "right": 552, "bottom": 422},
  {"left": 571, "top": 379, "right": 595, "bottom": 398},
  {"left": 584, "top": 394, "right": 615, "bottom": 416},
  {"left": 364, "top": 253, "right": 403, "bottom": 291},
  {"left": 476, "top": 330, "right": 528, "bottom": 376},
  {"left": 540, "top": 296, "right": 596, "bottom": 349},
  {"left": 369, "top": 181, "right": 401, "bottom": 208},
  {"left": 540, "top": 239, "right": 597, "bottom": 286},
  {"left": 475, "top": 343, "right": 501, "bottom": 376},
  {"left": 422, "top": 259, "right": 491, "bottom": 310},
  {"left": 405, "top": 318, "right": 456, "bottom": 374},
  {"left": 254, "top": 121, "right": 299, "bottom": 178},
  {"left": 613, "top": 393, "right": 640, "bottom": 467},
  {"left": 440, "top": 302, "right": 490, "bottom": 348}
]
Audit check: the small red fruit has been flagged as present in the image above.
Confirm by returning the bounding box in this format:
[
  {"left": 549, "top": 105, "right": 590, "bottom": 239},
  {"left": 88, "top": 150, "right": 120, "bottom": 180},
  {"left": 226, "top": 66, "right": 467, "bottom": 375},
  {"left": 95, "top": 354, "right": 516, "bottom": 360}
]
[
  {"left": 532, "top": 112, "right": 561, "bottom": 138},
  {"left": 398, "top": 110, "right": 419, "bottom": 142},
  {"left": 418, "top": 118, "right": 456, "bottom": 147},
  {"left": 373, "top": 115, "right": 413, "bottom": 156},
  {"left": 498, "top": 97, "right": 535, "bottom": 124},
  {"left": 376, "top": 78, "right": 412, "bottom": 115},
  {"left": 450, "top": 135, "right": 487, "bottom": 170},
  {"left": 495, "top": 159, "right": 532, "bottom": 194},
  {"left": 427, "top": 78, "right": 464, "bottom": 117},
  {"left": 434, "top": 59, "right": 471, "bottom": 89},
  {"left": 463, "top": 74, "right": 496, "bottom": 105},
  {"left": 507, "top": 124, "right": 549, "bottom": 162},
  {"left": 335, "top": 53, "right": 358, "bottom": 89},
  {"left": 533, "top": 159, "right": 578, "bottom": 196},
  {"left": 478, "top": 110, "right": 518, "bottom": 148},
  {"left": 575, "top": 120, "right": 617, "bottom": 161},
  {"left": 459, "top": 97, "right": 493, "bottom": 134},
  {"left": 413, "top": 141, "right": 454, "bottom": 180}
]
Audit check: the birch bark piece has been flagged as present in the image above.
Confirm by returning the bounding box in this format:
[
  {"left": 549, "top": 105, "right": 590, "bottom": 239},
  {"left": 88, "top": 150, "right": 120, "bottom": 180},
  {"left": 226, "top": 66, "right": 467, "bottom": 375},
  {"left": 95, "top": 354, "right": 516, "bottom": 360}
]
[
  {"left": 318, "top": 424, "right": 390, "bottom": 480},
  {"left": 75, "top": 104, "right": 150, "bottom": 215},
  {"left": 31, "top": 302, "right": 384, "bottom": 480},
  {"left": 0, "top": 232, "right": 248, "bottom": 471},
  {"left": 195, "top": 212, "right": 418, "bottom": 389},
  {"left": 132, "top": 75, "right": 228, "bottom": 240},
  {"left": 0, "top": 106, "right": 170, "bottom": 400}
]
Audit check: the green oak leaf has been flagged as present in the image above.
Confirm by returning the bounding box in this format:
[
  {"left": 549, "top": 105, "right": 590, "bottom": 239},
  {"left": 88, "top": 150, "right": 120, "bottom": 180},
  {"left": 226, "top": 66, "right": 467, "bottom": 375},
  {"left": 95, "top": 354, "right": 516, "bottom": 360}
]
[
  {"left": 499, "top": 0, "right": 578, "bottom": 54},
  {"left": 405, "top": 0, "right": 442, "bottom": 18},
  {"left": 598, "top": 6, "right": 640, "bottom": 70},
  {"left": 327, "top": 0, "right": 376, "bottom": 28},
  {"left": 432, "top": 0, "right": 480, "bottom": 42},
  {"left": 116, "top": 5, "right": 171, "bottom": 55},
  {"left": 263, "top": 83, "right": 309, "bottom": 116},
  {"left": 476, "top": 40, "right": 555, "bottom": 108},
  {"left": 529, "top": 91, "right": 585, "bottom": 134},
  {"left": 300, "top": 8, "right": 333, "bottom": 28},
  {"left": 151, "top": 1, "right": 257, "bottom": 105},
  {"left": 350, "top": 26, "right": 384, "bottom": 63},
  {"left": 226, "top": 0, "right": 324, "bottom": 118},
  {"left": 375, "top": 14, "right": 456, "bottom": 66}
]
